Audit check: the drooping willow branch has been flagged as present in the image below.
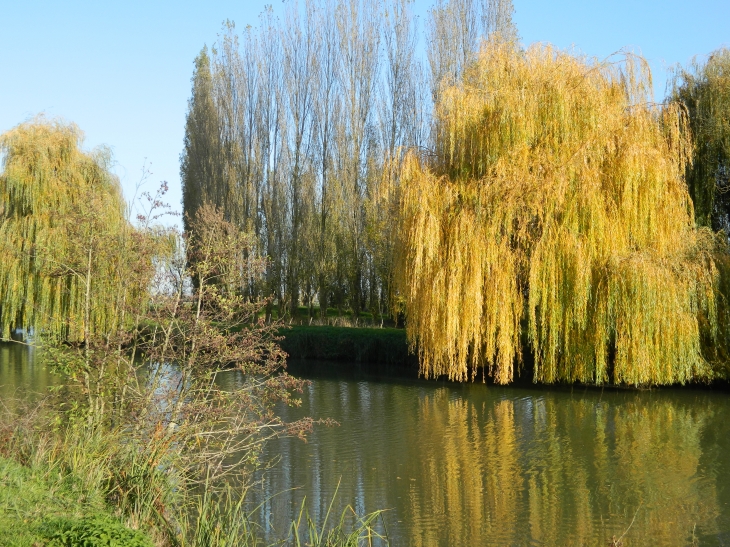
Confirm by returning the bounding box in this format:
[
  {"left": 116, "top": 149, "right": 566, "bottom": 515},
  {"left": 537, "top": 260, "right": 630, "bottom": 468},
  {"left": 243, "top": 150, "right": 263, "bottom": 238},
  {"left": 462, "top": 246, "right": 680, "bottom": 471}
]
[
  {"left": 396, "top": 40, "right": 726, "bottom": 385},
  {"left": 0, "top": 119, "right": 141, "bottom": 342}
]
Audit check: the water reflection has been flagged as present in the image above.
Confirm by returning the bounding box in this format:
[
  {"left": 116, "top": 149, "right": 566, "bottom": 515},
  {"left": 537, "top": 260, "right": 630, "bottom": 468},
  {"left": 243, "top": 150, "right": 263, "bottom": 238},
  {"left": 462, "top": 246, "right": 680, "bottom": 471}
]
[
  {"left": 254, "top": 375, "right": 730, "bottom": 547},
  {"left": 0, "top": 342, "right": 57, "bottom": 407},
  {"left": 2, "top": 344, "right": 729, "bottom": 546},
  {"left": 406, "top": 390, "right": 725, "bottom": 545}
]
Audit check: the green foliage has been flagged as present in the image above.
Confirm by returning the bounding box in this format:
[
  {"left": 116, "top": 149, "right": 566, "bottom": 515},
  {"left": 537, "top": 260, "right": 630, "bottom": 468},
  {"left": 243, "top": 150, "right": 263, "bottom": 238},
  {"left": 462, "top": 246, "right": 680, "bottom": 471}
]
[
  {"left": 0, "top": 405, "right": 179, "bottom": 540},
  {"left": 671, "top": 48, "right": 730, "bottom": 231},
  {"left": 0, "top": 119, "right": 147, "bottom": 342},
  {"left": 0, "top": 456, "right": 152, "bottom": 547},
  {"left": 44, "top": 516, "right": 153, "bottom": 547},
  {"left": 280, "top": 325, "right": 411, "bottom": 367}
]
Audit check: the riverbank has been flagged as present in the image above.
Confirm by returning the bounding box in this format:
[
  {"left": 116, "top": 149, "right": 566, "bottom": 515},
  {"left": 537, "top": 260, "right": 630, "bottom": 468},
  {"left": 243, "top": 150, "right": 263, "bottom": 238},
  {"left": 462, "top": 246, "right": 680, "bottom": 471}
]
[
  {"left": 278, "top": 325, "right": 730, "bottom": 390},
  {"left": 278, "top": 325, "right": 415, "bottom": 370},
  {"left": 0, "top": 455, "right": 154, "bottom": 547},
  {"left": 0, "top": 409, "right": 386, "bottom": 547}
]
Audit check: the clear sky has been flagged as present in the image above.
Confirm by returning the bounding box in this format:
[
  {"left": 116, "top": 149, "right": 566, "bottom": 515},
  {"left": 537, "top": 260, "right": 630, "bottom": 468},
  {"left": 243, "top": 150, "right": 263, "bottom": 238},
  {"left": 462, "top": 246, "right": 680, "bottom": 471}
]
[{"left": 1, "top": 0, "right": 727, "bottom": 226}]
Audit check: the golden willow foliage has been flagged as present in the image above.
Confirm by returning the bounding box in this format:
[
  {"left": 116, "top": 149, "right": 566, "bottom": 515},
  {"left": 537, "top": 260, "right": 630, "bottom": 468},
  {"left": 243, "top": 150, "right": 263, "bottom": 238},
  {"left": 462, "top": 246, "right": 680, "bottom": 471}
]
[
  {"left": 396, "top": 41, "right": 725, "bottom": 385},
  {"left": 0, "top": 120, "right": 138, "bottom": 341}
]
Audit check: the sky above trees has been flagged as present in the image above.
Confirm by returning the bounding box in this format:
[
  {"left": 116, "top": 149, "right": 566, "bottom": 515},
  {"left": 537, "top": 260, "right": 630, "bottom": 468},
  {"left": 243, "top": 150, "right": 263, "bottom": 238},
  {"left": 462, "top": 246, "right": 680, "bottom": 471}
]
[{"left": 1, "top": 0, "right": 727, "bottom": 226}]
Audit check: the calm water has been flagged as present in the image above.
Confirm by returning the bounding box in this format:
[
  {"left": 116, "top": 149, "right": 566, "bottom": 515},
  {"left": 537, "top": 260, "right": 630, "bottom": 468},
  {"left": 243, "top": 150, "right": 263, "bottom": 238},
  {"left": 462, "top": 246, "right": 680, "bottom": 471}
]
[{"left": 2, "top": 344, "right": 730, "bottom": 546}]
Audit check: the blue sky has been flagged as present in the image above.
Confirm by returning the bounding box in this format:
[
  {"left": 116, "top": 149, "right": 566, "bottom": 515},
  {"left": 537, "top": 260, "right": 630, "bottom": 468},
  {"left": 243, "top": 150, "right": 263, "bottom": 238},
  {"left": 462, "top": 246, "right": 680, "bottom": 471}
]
[{"left": 1, "top": 0, "right": 727, "bottom": 226}]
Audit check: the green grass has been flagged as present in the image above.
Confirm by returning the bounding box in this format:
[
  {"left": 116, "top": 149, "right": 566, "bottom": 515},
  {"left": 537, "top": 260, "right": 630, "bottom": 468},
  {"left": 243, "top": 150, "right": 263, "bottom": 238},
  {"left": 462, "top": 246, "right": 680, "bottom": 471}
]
[{"left": 0, "top": 455, "right": 152, "bottom": 547}]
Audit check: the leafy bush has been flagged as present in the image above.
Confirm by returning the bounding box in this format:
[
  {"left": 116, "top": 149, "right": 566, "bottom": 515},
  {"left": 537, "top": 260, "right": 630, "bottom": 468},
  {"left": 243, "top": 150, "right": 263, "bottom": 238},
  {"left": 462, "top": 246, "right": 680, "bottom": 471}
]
[{"left": 44, "top": 515, "right": 153, "bottom": 547}]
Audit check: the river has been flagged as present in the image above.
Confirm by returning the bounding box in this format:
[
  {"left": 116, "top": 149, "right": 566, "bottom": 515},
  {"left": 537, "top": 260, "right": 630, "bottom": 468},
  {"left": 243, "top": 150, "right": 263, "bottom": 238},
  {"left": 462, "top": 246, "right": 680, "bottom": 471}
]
[{"left": 2, "top": 343, "right": 730, "bottom": 546}]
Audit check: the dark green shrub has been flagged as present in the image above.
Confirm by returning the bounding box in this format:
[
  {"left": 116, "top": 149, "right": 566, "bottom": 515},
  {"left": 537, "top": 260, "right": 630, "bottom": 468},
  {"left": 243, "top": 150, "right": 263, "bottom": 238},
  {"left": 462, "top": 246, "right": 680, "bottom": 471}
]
[{"left": 279, "top": 326, "right": 414, "bottom": 368}]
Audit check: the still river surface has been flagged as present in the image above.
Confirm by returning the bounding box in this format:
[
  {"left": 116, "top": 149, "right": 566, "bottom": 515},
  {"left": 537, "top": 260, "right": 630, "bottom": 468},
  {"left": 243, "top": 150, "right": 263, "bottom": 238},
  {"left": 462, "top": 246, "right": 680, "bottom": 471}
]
[{"left": 2, "top": 343, "right": 730, "bottom": 546}]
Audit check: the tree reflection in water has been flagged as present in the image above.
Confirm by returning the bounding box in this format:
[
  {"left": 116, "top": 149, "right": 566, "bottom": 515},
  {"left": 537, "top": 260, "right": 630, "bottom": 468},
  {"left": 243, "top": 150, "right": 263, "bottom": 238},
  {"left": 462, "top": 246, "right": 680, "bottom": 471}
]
[
  {"left": 2, "top": 346, "right": 729, "bottom": 546},
  {"left": 252, "top": 374, "right": 730, "bottom": 547},
  {"left": 407, "top": 390, "right": 722, "bottom": 546}
]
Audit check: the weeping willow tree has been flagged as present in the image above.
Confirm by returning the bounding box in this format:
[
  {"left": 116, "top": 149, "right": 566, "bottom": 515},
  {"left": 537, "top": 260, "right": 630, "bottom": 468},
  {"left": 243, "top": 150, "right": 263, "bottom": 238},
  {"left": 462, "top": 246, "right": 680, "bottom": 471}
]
[
  {"left": 0, "top": 120, "right": 137, "bottom": 342},
  {"left": 396, "top": 41, "right": 726, "bottom": 385}
]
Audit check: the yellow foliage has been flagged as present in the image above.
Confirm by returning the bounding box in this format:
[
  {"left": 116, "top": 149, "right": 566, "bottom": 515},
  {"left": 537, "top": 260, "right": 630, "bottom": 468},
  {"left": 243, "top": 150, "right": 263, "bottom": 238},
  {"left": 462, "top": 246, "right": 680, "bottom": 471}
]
[
  {"left": 397, "top": 41, "right": 724, "bottom": 385},
  {"left": 0, "top": 120, "right": 137, "bottom": 341}
]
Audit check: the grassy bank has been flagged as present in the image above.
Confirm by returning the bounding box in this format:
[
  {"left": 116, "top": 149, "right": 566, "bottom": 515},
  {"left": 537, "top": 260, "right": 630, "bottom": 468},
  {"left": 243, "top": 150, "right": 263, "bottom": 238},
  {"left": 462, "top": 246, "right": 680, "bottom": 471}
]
[
  {"left": 0, "top": 454, "right": 153, "bottom": 547},
  {"left": 0, "top": 450, "right": 387, "bottom": 547},
  {"left": 0, "top": 401, "right": 388, "bottom": 547},
  {"left": 279, "top": 325, "right": 416, "bottom": 370}
]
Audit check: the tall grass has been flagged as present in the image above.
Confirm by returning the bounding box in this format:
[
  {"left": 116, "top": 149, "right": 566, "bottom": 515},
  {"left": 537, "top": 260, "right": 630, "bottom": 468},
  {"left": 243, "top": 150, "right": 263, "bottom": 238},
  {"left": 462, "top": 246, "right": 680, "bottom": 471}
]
[
  {"left": 178, "top": 481, "right": 259, "bottom": 547},
  {"left": 289, "top": 487, "right": 389, "bottom": 547},
  {"left": 0, "top": 396, "right": 388, "bottom": 547}
]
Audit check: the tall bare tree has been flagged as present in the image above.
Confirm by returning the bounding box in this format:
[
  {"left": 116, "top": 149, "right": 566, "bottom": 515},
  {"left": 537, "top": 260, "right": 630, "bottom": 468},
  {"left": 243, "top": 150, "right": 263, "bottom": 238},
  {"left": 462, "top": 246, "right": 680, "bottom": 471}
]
[
  {"left": 335, "top": 0, "right": 381, "bottom": 317},
  {"left": 282, "top": 1, "right": 320, "bottom": 317},
  {"left": 484, "top": 0, "right": 518, "bottom": 43},
  {"left": 181, "top": 0, "right": 519, "bottom": 320},
  {"left": 426, "top": 0, "right": 481, "bottom": 99},
  {"left": 312, "top": 0, "right": 341, "bottom": 319},
  {"left": 256, "top": 6, "right": 287, "bottom": 317}
]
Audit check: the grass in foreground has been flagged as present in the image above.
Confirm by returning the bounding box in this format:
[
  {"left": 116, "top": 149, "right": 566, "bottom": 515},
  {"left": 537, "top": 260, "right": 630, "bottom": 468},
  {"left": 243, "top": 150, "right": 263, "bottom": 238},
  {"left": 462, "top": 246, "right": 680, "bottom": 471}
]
[
  {"left": 0, "top": 415, "right": 389, "bottom": 547},
  {"left": 0, "top": 455, "right": 153, "bottom": 547}
]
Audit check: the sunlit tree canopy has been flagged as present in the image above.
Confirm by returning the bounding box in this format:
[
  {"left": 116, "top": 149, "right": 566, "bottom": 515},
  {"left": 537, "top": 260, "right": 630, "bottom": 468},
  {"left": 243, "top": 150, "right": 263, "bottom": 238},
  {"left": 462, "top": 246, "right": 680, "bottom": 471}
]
[
  {"left": 0, "top": 120, "right": 135, "bottom": 341},
  {"left": 397, "top": 41, "right": 726, "bottom": 386}
]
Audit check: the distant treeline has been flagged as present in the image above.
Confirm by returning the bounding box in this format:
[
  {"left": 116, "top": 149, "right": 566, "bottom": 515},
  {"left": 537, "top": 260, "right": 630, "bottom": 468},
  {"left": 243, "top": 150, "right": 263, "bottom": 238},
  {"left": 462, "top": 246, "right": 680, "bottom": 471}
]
[
  {"left": 180, "top": 0, "right": 518, "bottom": 320},
  {"left": 180, "top": 0, "right": 730, "bottom": 384}
]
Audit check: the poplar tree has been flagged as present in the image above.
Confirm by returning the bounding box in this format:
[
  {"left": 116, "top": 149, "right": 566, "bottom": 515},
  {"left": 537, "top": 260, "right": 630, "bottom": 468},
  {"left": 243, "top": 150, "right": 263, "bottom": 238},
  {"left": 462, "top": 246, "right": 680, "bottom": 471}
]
[
  {"left": 181, "top": 47, "right": 222, "bottom": 233},
  {"left": 282, "top": 0, "right": 319, "bottom": 317},
  {"left": 484, "top": 0, "right": 518, "bottom": 43},
  {"left": 180, "top": 0, "right": 506, "bottom": 320},
  {"left": 426, "top": 0, "right": 481, "bottom": 99},
  {"left": 335, "top": 0, "right": 381, "bottom": 317},
  {"left": 312, "top": 0, "right": 341, "bottom": 319},
  {"left": 257, "top": 6, "right": 288, "bottom": 317}
]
